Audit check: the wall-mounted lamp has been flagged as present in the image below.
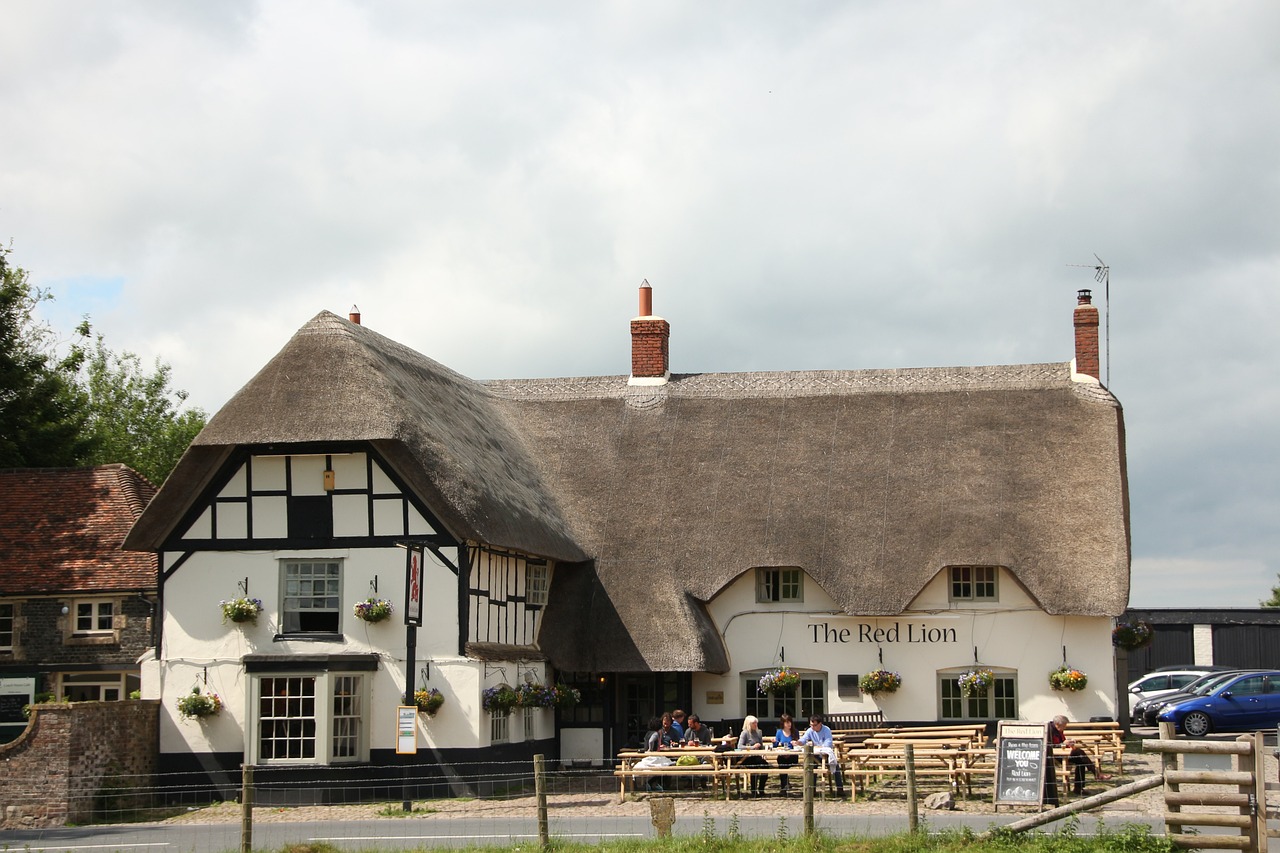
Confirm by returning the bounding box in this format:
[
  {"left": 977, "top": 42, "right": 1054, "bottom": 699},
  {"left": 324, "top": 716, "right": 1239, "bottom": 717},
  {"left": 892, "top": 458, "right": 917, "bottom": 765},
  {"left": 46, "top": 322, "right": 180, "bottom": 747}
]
[{"left": 61, "top": 605, "right": 69, "bottom": 615}]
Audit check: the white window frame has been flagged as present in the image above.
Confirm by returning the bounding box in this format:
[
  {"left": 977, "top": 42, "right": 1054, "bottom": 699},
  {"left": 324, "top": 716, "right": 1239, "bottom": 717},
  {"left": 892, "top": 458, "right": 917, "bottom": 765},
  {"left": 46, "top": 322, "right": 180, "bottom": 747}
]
[
  {"left": 58, "top": 671, "right": 133, "bottom": 702},
  {"left": 0, "top": 602, "right": 14, "bottom": 650},
  {"left": 949, "top": 566, "right": 999, "bottom": 602},
  {"left": 526, "top": 562, "right": 550, "bottom": 607},
  {"left": 491, "top": 711, "right": 509, "bottom": 744},
  {"left": 755, "top": 568, "right": 803, "bottom": 604},
  {"left": 280, "top": 559, "right": 343, "bottom": 635},
  {"left": 938, "top": 669, "right": 1017, "bottom": 720},
  {"left": 249, "top": 672, "right": 369, "bottom": 765},
  {"left": 523, "top": 706, "right": 536, "bottom": 740},
  {"left": 73, "top": 599, "right": 115, "bottom": 635},
  {"left": 743, "top": 670, "right": 826, "bottom": 720}
]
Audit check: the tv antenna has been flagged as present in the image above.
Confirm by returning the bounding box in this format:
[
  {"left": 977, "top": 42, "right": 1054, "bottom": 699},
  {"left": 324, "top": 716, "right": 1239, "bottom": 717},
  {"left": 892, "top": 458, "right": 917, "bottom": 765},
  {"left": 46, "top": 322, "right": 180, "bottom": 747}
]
[{"left": 1067, "top": 254, "right": 1110, "bottom": 386}]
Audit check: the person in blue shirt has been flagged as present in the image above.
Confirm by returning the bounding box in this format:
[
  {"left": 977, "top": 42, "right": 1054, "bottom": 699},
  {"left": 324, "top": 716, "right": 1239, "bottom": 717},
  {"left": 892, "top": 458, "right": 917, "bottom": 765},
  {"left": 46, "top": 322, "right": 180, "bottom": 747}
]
[
  {"left": 797, "top": 714, "right": 844, "bottom": 798},
  {"left": 773, "top": 713, "right": 799, "bottom": 796},
  {"left": 670, "top": 709, "right": 686, "bottom": 738}
]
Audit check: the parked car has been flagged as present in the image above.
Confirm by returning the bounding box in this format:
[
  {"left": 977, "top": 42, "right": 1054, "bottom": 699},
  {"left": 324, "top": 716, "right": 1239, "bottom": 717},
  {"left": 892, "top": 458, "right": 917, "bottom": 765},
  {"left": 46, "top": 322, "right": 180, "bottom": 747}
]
[
  {"left": 1157, "top": 671, "right": 1280, "bottom": 737},
  {"left": 1132, "top": 670, "right": 1256, "bottom": 725},
  {"left": 1128, "top": 666, "right": 1235, "bottom": 705}
]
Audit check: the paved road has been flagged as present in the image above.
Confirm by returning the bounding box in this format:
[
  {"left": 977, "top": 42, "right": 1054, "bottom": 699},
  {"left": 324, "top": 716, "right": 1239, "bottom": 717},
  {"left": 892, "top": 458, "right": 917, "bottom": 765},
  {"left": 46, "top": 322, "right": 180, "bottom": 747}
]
[{"left": 0, "top": 812, "right": 1168, "bottom": 851}]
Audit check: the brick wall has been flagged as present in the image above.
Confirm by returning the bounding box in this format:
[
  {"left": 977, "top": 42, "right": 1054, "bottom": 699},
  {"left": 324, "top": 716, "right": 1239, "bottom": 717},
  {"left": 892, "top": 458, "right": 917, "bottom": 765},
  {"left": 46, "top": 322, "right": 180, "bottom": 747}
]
[{"left": 0, "top": 700, "right": 158, "bottom": 828}]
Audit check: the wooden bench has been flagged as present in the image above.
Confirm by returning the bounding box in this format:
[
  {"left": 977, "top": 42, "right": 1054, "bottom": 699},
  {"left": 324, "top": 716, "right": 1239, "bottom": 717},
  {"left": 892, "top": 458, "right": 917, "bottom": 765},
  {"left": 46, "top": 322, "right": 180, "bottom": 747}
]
[
  {"left": 1062, "top": 721, "right": 1125, "bottom": 769},
  {"left": 715, "top": 749, "right": 833, "bottom": 799},
  {"left": 613, "top": 748, "right": 720, "bottom": 801}
]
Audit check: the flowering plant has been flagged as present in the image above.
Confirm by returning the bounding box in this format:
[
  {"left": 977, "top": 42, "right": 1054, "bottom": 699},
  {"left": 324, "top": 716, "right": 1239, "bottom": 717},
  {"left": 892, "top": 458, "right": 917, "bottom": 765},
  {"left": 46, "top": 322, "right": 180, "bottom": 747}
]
[
  {"left": 176, "top": 686, "right": 222, "bottom": 720},
  {"left": 859, "top": 669, "right": 903, "bottom": 695},
  {"left": 552, "top": 684, "right": 581, "bottom": 710},
  {"left": 514, "top": 683, "right": 556, "bottom": 708},
  {"left": 353, "top": 598, "right": 394, "bottom": 623},
  {"left": 1049, "top": 665, "right": 1088, "bottom": 692},
  {"left": 957, "top": 668, "right": 995, "bottom": 698},
  {"left": 1112, "top": 621, "right": 1154, "bottom": 651},
  {"left": 758, "top": 668, "right": 801, "bottom": 695},
  {"left": 220, "top": 597, "right": 263, "bottom": 624},
  {"left": 482, "top": 683, "right": 519, "bottom": 715},
  {"left": 413, "top": 688, "right": 444, "bottom": 716}
]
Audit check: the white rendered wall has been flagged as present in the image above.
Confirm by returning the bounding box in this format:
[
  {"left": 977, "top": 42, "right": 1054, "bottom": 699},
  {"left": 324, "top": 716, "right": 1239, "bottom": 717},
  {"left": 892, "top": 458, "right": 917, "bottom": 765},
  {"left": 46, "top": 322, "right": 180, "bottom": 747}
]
[{"left": 696, "top": 567, "right": 1117, "bottom": 725}]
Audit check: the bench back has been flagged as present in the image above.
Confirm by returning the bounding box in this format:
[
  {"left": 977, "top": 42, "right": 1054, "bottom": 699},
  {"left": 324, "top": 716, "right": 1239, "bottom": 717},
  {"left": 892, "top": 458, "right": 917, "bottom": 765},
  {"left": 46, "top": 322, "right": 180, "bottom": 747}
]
[{"left": 824, "top": 711, "right": 885, "bottom": 732}]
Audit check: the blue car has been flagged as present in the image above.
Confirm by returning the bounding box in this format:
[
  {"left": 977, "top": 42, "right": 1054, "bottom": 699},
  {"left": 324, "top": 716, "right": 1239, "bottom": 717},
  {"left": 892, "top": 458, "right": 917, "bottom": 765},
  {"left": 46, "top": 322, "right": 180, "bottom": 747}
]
[{"left": 1157, "top": 670, "right": 1280, "bottom": 737}]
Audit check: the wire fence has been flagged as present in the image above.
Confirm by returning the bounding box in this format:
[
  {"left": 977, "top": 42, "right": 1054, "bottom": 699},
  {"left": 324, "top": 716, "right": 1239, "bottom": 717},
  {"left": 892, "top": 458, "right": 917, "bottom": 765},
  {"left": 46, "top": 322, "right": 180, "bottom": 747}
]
[{"left": 0, "top": 755, "right": 915, "bottom": 851}]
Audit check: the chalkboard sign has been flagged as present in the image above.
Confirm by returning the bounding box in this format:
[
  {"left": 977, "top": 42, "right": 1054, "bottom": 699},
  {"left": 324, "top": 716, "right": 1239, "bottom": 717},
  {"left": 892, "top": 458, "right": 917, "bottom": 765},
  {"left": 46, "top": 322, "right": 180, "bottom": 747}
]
[
  {"left": 0, "top": 693, "right": 28, "bottom": 724},
  {"left": 993, "top": 721, "right": 1049, "bottom": 806}
]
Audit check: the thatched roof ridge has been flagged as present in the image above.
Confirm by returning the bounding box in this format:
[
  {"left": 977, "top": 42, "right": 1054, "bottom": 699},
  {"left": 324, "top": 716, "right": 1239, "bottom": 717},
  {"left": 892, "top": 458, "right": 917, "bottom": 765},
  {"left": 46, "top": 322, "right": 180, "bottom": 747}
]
[{"left": 125, "top": 311, "right": 586, "bottom": 561}]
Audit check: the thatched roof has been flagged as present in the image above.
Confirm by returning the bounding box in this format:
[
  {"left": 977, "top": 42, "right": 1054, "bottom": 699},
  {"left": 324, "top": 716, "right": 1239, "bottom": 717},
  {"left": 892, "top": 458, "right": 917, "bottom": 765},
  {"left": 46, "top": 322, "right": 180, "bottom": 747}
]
[
  {"left": 488, "top": 366, "right": 1129, "bottom": 673},
  {"left": 125, "top": 312, "right": 587, "bottom": 562},
  {"left": 128, "top": 311, "right": 1130, "bottom": 675}
]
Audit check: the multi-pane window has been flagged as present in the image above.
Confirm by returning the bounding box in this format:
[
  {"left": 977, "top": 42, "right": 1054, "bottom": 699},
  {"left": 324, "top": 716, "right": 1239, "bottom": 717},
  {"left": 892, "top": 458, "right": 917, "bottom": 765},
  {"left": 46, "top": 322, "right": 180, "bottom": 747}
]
[
  {"left": 253, "top": 672, "right": 368, "bottom": 764},
  {"left": 526, "top": 562, "right": 550, "bottom": 607},
  {"left": 523, "top": 706, "right": 536, "bottom": 739},
  {"left": 756, "top": 568, "right": 803, "bottom": 603},
  {"left": 260, "top": 676, "right": 317, "bottom": 761},
  {"left": 744, "top": 672, "right": 825, "bottom": 721},
  {"left": 939, "top": 671, "right": 1017, "bottom": 720},
  {"left": 331, "top": 675, "right": 363, "bottom": 759},
  {"left": 0, "top": 603, "right": 14, "bottom": 649},
  {"left": 949, "top": 566, "right": 998, "bottom": 602},
  {"left": 281, "top": 560, "right": 341, "bottom": 633},
  {"left": 60, "top": 672, "right": 136, "bottom": 702},
  {"left": 491, "top": 711, "right": 509, "bottom": 744},
  {"left": 75, "top": 600, "right": 114, "bottom": 634}
]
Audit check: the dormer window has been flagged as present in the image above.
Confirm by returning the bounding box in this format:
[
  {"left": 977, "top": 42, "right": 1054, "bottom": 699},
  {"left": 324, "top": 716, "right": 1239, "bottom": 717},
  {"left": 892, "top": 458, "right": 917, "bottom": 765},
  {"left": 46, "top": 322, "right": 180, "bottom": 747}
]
[
  {"left": 756, "top": 568, "right": 803, "bottom": 603},
  {"left": 949, "top": 566, "right": 998, "bottom": 602},
  {"left": 526, "top": 562, "right": 550, "bottom": 607}
]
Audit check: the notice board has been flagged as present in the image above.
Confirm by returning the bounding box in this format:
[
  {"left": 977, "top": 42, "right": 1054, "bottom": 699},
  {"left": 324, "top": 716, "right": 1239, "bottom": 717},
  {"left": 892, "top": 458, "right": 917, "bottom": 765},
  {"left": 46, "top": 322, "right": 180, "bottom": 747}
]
[{"left": 993, "top": 721, "right": 1049, "bottom": 806}]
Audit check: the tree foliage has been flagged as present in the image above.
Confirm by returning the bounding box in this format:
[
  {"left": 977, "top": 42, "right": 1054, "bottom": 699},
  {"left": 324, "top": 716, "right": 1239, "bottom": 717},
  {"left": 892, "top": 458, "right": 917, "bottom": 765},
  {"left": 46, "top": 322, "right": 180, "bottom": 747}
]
[
  {"left": 1261, "top": 580, "right": 1280, "bottom": 608},
  {"left": 0, "top": 243, "right": 206, "bottom": 484},
  {"left": 0, "top": 245, "right": 93, "bottom": 468}
]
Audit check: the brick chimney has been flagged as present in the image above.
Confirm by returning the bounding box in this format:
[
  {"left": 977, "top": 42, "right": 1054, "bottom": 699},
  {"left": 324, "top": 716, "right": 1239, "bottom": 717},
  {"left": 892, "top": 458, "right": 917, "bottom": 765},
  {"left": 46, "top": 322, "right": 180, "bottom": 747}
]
[
  {"left": 629, "top": 280, "right": 670, "bottom": 385},
  {"left": 349, "top": 305, "right": 362, "bottom": 325},
  {"left": 1073, "top": 289, "right": 1099, "bottom": 381}
]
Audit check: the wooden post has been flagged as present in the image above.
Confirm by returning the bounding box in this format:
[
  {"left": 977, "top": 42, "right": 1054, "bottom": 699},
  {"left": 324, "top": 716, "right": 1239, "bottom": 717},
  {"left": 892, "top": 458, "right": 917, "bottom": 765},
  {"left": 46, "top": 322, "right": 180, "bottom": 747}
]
[
  {"left": 534, "top": 754, "right": 549, "bottom": 849},
  {"left": 802, "top": 743, "right": 815, "bottom": 836},
  {"left": 905, "top": 742, "right": 919, "bottom": 832},
  {"left": 239, "top": 763, "right": 253, "bottom": 853},
  {"left": 1247, "top": 732, "right": 1267, "bottom": 853},
  {"left": 1159, "top": 721, "right": 1179, "bottom": 839}
]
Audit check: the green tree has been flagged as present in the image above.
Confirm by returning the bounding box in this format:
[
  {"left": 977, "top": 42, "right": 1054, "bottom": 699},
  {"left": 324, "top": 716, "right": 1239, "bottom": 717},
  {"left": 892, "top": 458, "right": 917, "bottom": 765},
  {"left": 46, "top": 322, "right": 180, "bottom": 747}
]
[
  {"left": 1261, "top": 580, "right": 1280, "bottom": 608},
  {"left": 0, "top": 244, "right": 94, "bottom": 467},
  {"left": 79, "top": 333, "right": 207, "bottom": 485}
]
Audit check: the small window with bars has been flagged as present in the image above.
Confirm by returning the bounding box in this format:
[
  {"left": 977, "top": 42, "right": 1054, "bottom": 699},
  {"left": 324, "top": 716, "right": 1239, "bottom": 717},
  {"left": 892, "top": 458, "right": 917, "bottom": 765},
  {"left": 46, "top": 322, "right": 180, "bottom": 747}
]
[
  {"left": 526, "top": 562, "right": 550, "bottom": 607},
  {"left": 491, "top": 711, "right": 509, "bottom": 744},
  {"left": 756, "top": 568, "right": 803, "bottom": 603},
  {"left": 523, "top": 706, "right": 536, "bottom": 739},
  {"left": 949, "top": 566, "right": 998, "bottom": 602},
  {"left": 0, "top": 603, "right": 14, "bottom": 649}
]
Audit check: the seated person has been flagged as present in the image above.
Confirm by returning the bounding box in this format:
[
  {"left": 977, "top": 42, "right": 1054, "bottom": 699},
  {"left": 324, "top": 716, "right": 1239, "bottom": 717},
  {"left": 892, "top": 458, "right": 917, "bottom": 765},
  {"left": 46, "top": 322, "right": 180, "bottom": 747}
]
[
  {"left": 737, "top": 715, "right": 768, "bottom": 796},
  {"left": 646, "top": 712, "right": 680, "bottom": 750},
  {"left": 797, "top": 713, "right": 845, "bottom": 798},
  {"left": 1050, "top": 715, "right": 1111, "bottom": 797},
  {"left": 773, "top": 713, "right": 800, "bottom": 795},
  {"left": 682, "top": 713, "right": 714, "bottom": 746}
]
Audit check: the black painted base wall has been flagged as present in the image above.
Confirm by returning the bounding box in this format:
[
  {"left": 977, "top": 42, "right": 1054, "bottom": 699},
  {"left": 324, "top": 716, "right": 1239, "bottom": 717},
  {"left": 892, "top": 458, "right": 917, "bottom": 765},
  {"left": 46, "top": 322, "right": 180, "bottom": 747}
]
[{"left": 157, "top": 739, "right": 557, "bottom": 806}]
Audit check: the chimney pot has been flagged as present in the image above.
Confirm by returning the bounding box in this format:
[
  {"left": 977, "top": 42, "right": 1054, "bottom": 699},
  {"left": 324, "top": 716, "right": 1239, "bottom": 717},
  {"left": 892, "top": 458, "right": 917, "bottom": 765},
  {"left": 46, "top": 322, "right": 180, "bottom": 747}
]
[
  {"left": 349, "top": 305, "right": 361, "bottom": 325},
  {"left": 1077, "top": 289, "right": 1092, "bottom": 305},
  {"left": 638, "top": 279, "right": 652, "bottom": 317}
]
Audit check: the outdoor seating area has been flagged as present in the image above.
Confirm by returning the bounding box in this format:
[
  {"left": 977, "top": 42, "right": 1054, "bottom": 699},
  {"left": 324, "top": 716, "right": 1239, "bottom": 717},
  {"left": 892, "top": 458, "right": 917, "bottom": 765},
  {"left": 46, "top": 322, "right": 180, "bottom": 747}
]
[{"left": 614, "top": 720, "right": 1127, "bottom": 804}]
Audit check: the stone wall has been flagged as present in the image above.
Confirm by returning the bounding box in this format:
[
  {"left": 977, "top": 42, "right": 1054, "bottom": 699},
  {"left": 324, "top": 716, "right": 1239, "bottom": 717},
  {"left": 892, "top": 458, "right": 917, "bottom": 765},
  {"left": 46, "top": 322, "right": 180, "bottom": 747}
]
[{"left": 0, "top": 700, "right": 158, "bottom": 828}]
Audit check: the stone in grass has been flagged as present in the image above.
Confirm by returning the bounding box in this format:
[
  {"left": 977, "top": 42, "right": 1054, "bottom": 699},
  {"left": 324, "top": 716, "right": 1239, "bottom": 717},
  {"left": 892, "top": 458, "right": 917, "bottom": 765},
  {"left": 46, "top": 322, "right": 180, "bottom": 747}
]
[{"left": 924, "top": 791, "right": 956, "bottom": 810}]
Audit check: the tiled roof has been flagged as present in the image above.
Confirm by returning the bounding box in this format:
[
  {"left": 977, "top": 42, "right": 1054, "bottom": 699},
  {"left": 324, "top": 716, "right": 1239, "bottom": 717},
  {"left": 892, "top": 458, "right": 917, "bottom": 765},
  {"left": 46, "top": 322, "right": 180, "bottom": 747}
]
[{"left": 0, "top": 465, "right": 158, "bottom": 595}]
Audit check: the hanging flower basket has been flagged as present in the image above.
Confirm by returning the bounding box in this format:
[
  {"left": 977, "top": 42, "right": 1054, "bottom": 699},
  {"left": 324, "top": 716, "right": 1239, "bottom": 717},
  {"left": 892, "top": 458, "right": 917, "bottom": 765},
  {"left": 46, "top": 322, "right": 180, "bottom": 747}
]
[
  {"left": 353, "top": 598, "right": 394, "bottom": 623},
  {"left": 482, "top": 683, "right": 519, "bottom": 715},
  {"left": 514, "top": 683, "right": 555, "bottom": 708},
  {"left": 957, "top": 668, "right": 995, "bottom": 698},
  {"left": 413, "top": 688, "right": 444, "bottom": 717},
  {"left": 176, "top": 686, "right": 222, "bottom": 720},
  {"left": 1112, "top": 621, "right": 1154, "bottom": 651},
  {"left": 758, "top": 668, "right": 801, "bottom": 695},
  {"left": 859, "top": 669, "right": 903, "bottom": 695},
  {"left": 1049, "top": 665, "right": 1089, "bottom": 692},
  {"left": 219, "top": 597, "right": 263, "bottom": 624},
  {"left": 552, "top": 684, "right": 581, "bottom": 710}
]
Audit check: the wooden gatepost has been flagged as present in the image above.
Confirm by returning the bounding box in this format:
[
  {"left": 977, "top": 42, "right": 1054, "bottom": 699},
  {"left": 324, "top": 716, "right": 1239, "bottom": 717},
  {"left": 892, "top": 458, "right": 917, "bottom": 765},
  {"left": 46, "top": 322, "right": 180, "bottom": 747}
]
[{"left": 1145, "top": 724, "right": 1267, "bottom": 853}]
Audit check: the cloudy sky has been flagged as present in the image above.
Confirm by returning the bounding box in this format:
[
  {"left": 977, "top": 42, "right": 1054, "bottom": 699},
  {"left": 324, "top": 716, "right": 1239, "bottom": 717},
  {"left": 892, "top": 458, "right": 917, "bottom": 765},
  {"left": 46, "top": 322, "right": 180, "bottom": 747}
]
[{"left": 2, "top": 2, "right": 1276, "bottom": 609}]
